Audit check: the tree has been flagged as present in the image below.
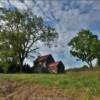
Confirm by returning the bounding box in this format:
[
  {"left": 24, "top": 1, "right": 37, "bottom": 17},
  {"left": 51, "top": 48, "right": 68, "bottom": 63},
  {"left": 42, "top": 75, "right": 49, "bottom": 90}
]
[
  {"left": 96, "top": 40, "right": 100, "bottom": 67},
  {"left": 68, "top": 29, "right": 99, "bottom": 68},
  {"left": 97, "top": 59, "right": 100, "bottom": 67},
  {"left": 0, "top": 9, "right": 58, "bottom": 72}
]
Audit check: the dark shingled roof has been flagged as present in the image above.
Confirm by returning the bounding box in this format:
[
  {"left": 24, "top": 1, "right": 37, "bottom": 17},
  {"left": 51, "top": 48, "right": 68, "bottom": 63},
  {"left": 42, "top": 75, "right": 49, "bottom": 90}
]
[{"left": 36, "top": 54, "right": 51, "bottom": 61}]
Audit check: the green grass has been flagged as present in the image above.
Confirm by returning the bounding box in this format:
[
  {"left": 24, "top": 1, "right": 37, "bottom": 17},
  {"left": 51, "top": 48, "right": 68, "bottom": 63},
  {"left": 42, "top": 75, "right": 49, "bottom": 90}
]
[{"left": 0, "top": 71, "right": 100, "bottom": 98}]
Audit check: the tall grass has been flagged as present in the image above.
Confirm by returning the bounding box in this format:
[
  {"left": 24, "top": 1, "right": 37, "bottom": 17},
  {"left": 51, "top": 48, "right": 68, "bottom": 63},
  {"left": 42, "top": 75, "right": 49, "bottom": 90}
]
[{"left": 0, "top": 71, "right": 100, "bottom": 97}]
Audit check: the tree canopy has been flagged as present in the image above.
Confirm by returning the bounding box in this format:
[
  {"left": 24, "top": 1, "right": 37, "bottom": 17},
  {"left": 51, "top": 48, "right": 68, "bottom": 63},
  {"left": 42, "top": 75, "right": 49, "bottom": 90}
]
[
  {"left": 68, "top": 29, "right": 99, "bottom": 68},
  {"left": 0, "top": 9, "right": 58, "bottom": 72}
]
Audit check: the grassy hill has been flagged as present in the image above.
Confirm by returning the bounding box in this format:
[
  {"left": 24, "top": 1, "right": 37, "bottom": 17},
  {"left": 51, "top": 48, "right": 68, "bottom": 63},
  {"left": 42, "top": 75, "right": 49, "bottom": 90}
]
[{"left": 0, "top": 70, "right": 100, "bottom": 100}]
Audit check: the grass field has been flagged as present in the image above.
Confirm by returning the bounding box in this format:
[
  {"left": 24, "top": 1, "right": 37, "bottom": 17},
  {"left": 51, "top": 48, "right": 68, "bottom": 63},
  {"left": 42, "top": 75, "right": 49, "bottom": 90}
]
[{"left": 0, "top": 71, "right": 100, "bottom": 100}]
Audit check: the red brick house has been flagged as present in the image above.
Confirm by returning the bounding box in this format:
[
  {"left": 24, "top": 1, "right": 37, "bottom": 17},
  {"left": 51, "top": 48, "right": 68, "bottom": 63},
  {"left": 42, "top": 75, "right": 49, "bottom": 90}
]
[{"left": 33, "top": 54, "right": 65, "bottom": 73}]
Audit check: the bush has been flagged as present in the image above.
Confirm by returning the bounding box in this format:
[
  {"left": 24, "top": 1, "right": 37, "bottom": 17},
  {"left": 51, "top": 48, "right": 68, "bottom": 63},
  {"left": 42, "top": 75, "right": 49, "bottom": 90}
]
[
  {"left": 0, "top": 65, "right": 4, "bottom": 73},
  {"left": 0, "top": 62, "right": 34, "bottom": 73},
  {"left": 82, "top": 65, "right": 88, "bottom": 69},
  {"left": 7, "top": 63, "right": 20, "bottom": 73},
  {"left": 22, "top": 64, "right": 32, "bottom": 73}
]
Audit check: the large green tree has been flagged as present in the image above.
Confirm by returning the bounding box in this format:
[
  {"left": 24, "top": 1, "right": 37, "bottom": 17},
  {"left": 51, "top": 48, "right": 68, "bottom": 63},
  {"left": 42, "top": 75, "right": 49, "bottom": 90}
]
[
  {"left": 0, "top": 9, "right": 58, "bottom": 71},
  {"left": 68, "top": 29, "right": 99, "bottom": 68},
  {"left": 96, "top": 40, "right": 100, "bottom": 67}
]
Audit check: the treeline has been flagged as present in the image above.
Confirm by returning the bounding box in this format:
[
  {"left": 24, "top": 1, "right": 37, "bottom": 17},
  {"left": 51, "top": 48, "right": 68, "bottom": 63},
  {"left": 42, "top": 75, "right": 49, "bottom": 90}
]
[{"left": 0, "top": 63, "right": 34, "bottom": 73}]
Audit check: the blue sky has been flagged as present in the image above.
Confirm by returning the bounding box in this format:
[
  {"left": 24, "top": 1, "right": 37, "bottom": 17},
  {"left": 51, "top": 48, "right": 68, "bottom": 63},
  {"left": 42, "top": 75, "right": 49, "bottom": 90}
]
[{"left": 0, "top": 0, "right": 100, "bottom": 68}]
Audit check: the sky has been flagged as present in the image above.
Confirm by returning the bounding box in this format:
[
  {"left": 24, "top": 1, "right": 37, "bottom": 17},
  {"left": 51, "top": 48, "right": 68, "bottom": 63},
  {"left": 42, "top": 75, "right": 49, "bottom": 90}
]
[{"left": 0, "top": 0, "right": 100, "bottom": 68}]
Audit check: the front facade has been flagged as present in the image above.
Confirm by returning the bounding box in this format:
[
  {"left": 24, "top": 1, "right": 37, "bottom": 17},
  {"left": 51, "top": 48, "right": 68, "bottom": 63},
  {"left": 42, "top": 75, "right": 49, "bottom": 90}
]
[{"left": 33, "top": 54, "right": 65, "bottom": 73}]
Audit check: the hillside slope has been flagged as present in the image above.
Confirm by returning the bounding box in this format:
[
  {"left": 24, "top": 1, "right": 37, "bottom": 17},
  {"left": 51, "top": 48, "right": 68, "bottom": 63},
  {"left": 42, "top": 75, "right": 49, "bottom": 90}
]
[{"left": 0, "top": 71, "right": 100, "bottom": 100}]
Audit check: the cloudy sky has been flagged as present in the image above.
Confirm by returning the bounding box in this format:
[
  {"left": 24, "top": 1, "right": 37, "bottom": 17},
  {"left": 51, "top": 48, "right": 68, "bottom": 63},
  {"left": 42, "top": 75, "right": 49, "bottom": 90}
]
[{"left": 0, "top": 0, "right": 100, "bottom": 68}]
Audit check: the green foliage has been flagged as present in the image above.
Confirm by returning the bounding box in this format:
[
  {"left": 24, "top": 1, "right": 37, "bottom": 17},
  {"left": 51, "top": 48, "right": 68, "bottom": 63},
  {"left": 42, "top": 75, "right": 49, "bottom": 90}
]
[
  {"left": 96, "top": 57, "right": 100, "bottom": 67},
  {"left": 0, "top": 65, "right": 4, "bottom": 73},
  {"left": 0, "top": 9, "right": 58, "bottom": 71},
  {"left": 96, "top": 40, "right": 100, "bottom": 67},
  {"left": 68, "top": 29, "right": 99, "bottom": 68}
]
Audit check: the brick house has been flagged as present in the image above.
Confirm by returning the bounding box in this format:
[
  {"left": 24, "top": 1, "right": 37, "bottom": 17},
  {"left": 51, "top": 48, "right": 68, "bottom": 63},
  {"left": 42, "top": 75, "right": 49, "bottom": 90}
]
[{"left": 33, "top": 54, "right": 65, "bottom": 73}]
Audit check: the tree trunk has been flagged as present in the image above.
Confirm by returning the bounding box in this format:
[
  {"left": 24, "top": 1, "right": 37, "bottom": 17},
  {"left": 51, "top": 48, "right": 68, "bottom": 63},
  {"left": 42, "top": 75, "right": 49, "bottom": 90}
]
[
  {"left": 19, "top": 58, "right": 24, "bottom": 73},
  {"left": 88, "top": 61, "right": 93, "bottom": 69}
]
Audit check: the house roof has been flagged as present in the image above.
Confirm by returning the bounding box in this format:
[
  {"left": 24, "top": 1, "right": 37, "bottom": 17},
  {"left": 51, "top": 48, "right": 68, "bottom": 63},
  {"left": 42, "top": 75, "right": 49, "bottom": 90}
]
[{"left": 36, "top": 54, "right": 51, "bottom": 61}]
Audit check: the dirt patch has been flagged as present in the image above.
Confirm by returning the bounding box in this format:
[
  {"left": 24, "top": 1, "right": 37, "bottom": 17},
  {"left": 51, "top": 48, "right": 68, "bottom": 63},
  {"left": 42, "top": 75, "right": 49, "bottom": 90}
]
[
  {"left": 0, "top": 80, "right": 100, "bottom": 100},
  {"left": 0, "top": 80, "right": 20, "bottom": 99},
  {"left": 0, "top": 80, "right": 68, "bottom": 100}
]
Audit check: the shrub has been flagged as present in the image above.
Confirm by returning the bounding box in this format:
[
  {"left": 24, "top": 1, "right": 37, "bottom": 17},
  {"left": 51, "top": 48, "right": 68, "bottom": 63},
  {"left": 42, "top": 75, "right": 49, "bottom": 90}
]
[
  {"left": 0, "top": 65, "right": 4, "bottom": 73},
  {"left": 22, "top": 64, "right": 32, "bottom": 73},
  {"left": 7, "top": 63, "right": 20, "bottom": 73}
]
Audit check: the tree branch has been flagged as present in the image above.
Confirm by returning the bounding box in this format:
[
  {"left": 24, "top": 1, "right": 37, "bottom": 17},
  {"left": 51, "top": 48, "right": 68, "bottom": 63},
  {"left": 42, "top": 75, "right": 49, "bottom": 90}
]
[{"left": 28, "top": 47, "right": 39, "bottom": 53}]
